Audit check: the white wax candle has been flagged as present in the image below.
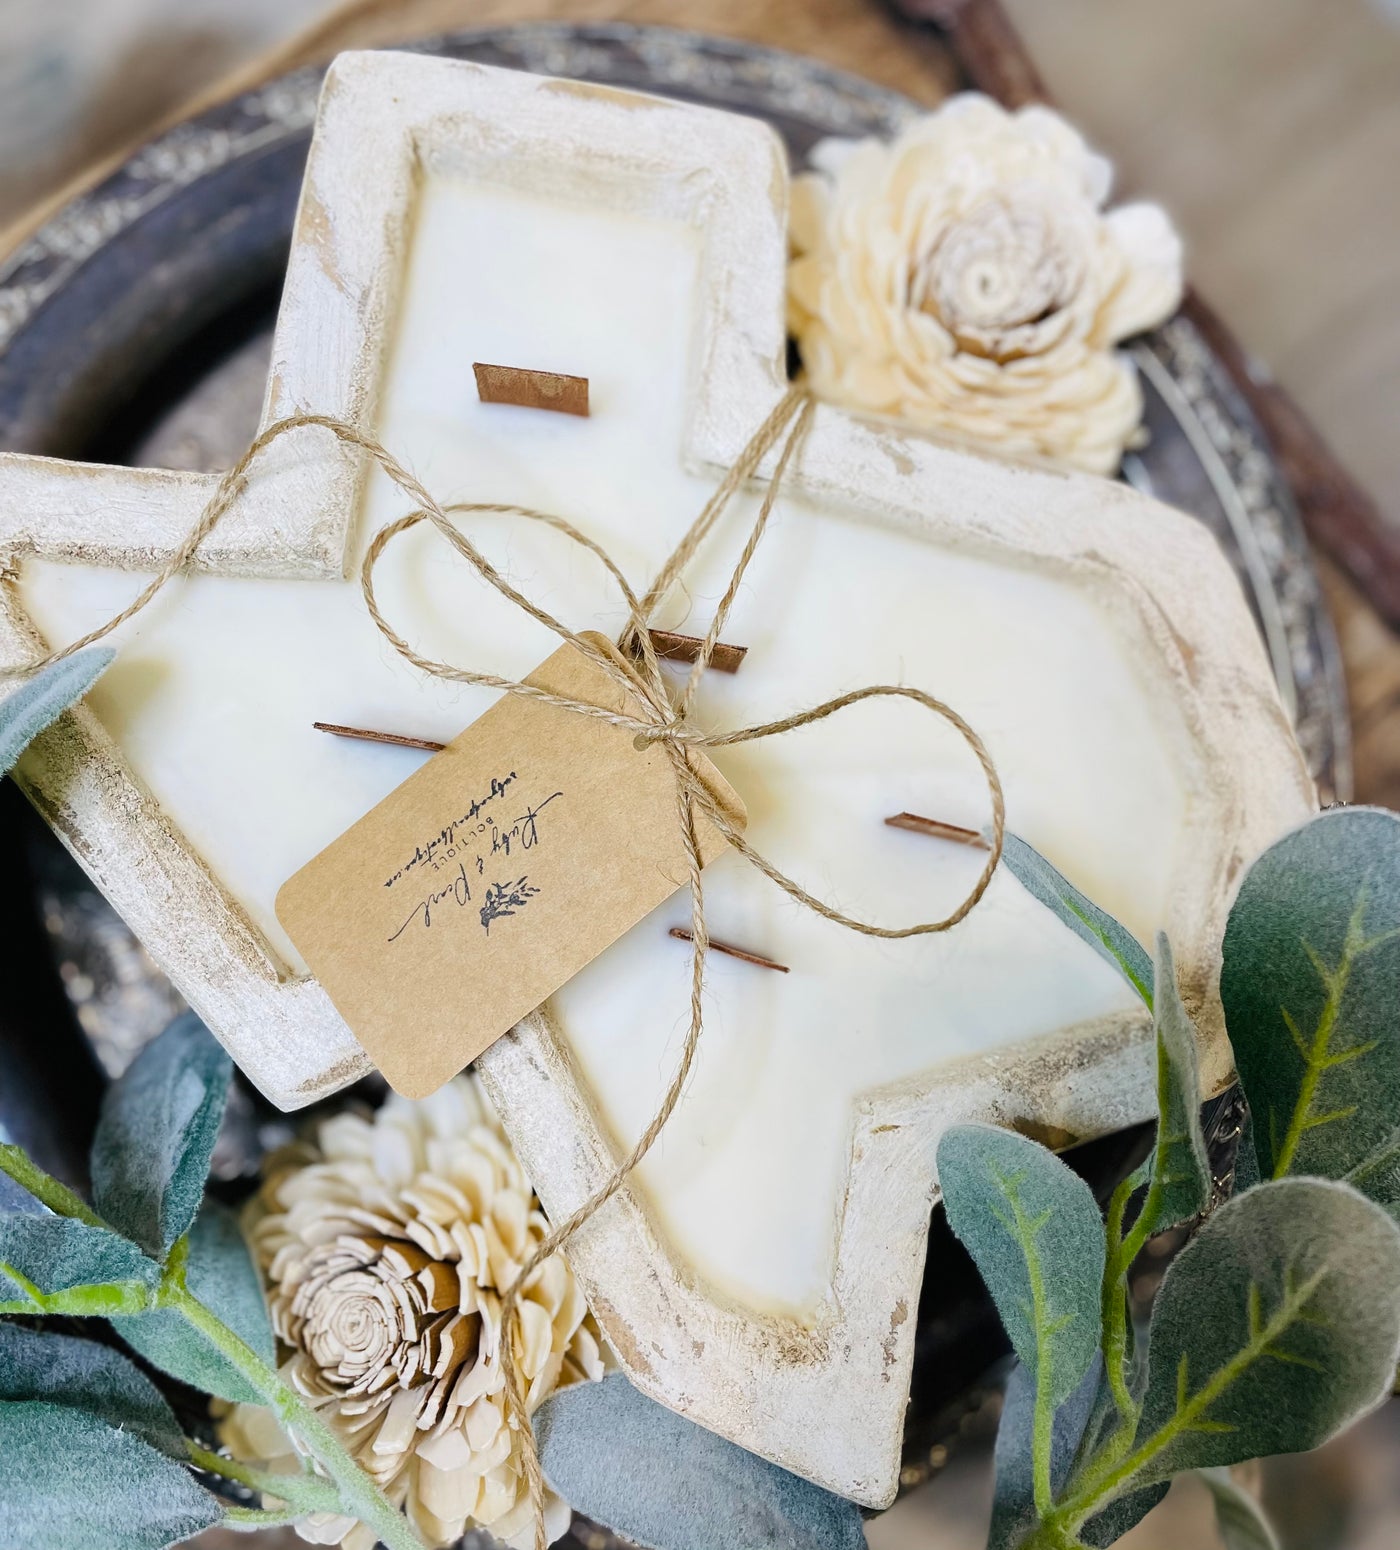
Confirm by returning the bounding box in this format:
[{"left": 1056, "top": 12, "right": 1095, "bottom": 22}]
[{"left": 23, "top": 174, "right": 1189, "bottom": 1318}]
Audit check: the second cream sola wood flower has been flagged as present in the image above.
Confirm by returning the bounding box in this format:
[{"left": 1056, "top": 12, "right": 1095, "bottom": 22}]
[
  {"left": 218, "top": 1077, "right": 605, "bottom": 1550},
  {"left": 787, "top": 94, "right": 1184, "bottom": 475}
]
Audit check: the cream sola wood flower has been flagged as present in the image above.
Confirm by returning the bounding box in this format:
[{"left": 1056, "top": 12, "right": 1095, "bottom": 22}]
[
  {"left": 218, "top": 1076, "right": 605, "bottom": 1550},
  {"left": 787, "top": 95, "right": 1184, "bottom": 475}
]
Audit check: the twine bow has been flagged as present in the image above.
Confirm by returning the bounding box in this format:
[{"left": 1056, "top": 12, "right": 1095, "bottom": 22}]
[{"left": 9, "top": 383, "right": 1005, "bottom": 1550}]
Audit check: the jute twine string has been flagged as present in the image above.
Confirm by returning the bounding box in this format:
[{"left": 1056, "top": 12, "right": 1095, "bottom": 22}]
[{"left": 9, "top": 383, "right": 1006, "bottom": 1550}]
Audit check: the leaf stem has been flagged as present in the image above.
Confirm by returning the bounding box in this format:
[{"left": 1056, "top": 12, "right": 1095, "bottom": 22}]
[
  {"left": 165, "top": 1283, "right": 423, "bottom": 1550},
  {"left": 221, "top": 1504, "right": 306, "bottom": 1530},
  {"left": 1098, "top": 1174, "right": 1140, "bottom": 1434},
  {"left": 185, "top": 1440, "right": 342, "bottom": 1515},
  {"left": 994, "top": 1168, "right": 1058, "bottom": 1517},
  {"left": 1051, "top": 1267, "right": 1326, "bottom": 1536},
  {"left": 1272, "top": 908, "right": 1363, "bottom": 1178},
  {"left": 0, "top": 1145, "right": 105, "bottom": 1226},
  {"left": 0, "top": 1143, "right": 420, "bottom": 1547}
]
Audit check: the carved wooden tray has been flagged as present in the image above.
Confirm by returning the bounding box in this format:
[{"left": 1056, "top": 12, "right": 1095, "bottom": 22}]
[{"left": 0, "top": 18, "right": 1335, "bottom": 1511}]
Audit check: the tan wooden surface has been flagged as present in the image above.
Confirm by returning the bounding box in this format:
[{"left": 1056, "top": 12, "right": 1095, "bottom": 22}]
[{"left": 8, "top": 0, "right": 1400, "bottom": 810}]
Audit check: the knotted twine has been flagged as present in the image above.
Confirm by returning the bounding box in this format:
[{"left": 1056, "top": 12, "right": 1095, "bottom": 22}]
[{"left": 10, "top": 383, "right": 1005, "bottom": 1549}]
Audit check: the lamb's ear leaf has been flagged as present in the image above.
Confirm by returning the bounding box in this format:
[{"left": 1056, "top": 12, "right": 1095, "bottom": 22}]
[
  {"left": 1342, "top": 1125, "right": 1400, "bottom": 1221},
  {"left": 0, "top": 1324, "right": 185, "bottom": 1457},
  {"left": 91, "top": 1011, "right": 231, "bottom": 1258},
  {"left": 0, "top": 1214, "right": 159, "bottom": 1313},
  {"left": 113, "top": 1198, "right": 272, "bottom": 1405},
  {"left": 535, "top": 1372, "right": 867, "bottom": 1550},
  {"left": 1222, "top": 807, "right": 1400, "bottom": 1185},
  {"left": 998, "top": 834, "right": 1153, "bottom": 1008},
  {"left": 1078, "top": 1483, "right": 1170, "bottom": 1548},
  {"left": 1135, "top": 934, "right": 1210, "bottom": 1238},
  {"left": 1197, "top": 1468, "right": 1281, "bottom": 1550},
  {"left": 1125, "top": 1179, "right": 1400, "bottom": 1488},
  {"left": 0, "top": 1400, "right": 221, "bottom": 1550},
  {"left": 938, "top": 1125, "right": 1104, "bottom": 1412},
  {"left": 989, "top": 1357, "right": 1100, "bottom": 1550},
  {"left": 0, "top": 647, "right": 114, "bottom": 779},
  {"left": 1232, "top": 1109, "right": 1261, "bottom": 1197},
  {"left": 1064, "top": 1337, "right": 1167, "bottom": 1546}
]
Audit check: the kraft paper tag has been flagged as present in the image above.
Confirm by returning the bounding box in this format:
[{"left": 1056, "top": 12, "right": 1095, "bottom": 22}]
[{"left": 277, "top": 633, "right": 746, "bottom": 1099}]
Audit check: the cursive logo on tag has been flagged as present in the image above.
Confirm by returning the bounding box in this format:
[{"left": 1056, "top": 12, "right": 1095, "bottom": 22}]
[
  {"left": 385, "top": 788, "right": 564, "bottom": 944},
  {"left": 480, "top": 877, "right": 541, "bottom": 933}
]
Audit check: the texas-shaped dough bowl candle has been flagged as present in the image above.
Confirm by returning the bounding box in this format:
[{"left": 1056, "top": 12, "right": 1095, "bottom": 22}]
[{"left": 1, "top": 54, "right": 1313, "bottom": 1505}]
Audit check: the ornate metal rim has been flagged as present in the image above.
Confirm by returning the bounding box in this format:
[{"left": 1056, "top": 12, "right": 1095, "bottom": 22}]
[{"left": 0, "top": 21, "right": 1349, "bottom": 800}]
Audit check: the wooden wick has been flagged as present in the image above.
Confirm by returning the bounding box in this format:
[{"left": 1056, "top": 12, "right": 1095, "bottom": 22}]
[
  {"left": 473, "top": 362, "right": 589, "bottom": 417},
  {"left": 668, "top": 926, "right": 789, "bottom": 973},
  {"left": 313, "top": 722, "right": 446, "bottom": 753},
  {"left": 638, "top": 629, "right": 748, "bottom": 674},
  {"left": 885, "top": 812, "right": 991, "bottom": 849}
]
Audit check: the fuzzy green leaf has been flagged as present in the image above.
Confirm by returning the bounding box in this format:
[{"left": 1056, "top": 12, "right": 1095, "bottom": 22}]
[
  {"left": 1232, "top": 1110, "right": 1261, "bottom": 1197},
  {"left": 91, "top": 1011, "right": 231, "bottom": 1258},
  {"left": 1079, "top": 1482, "right": 1169, "bottom": 1548},
  {"left": 1197, "top": 1468, "right": 1280, "bottom": 1550},
  {"left": 1136, "top": 935, "right": 1210, "bottom": 1238},
  {"left": 0, "top": 1324, "right": 185, "bottom": 1457},
  {"left": 1222, "top": 807, "right": 1400, "bottom": 1185},
  {"left": 940, "top": 1125, "right": 1105, "bottom": 1414},
  {"left": 0, "top": 648, "right": 114, "bottom": 779},
  {"left": 0, "top": 1214, "right": 158, "bottom": 1311},
  {"left": 535, "top": 1373, "right": 866, "bottom": 1550},
  {"left": 989, "top": 1358, "right": 1100, "bottom": 1550},
  {"left": 113, "top": 1199, "right": 273, "bottom": 1404},
  {"left": 1063, "top": 1339, "right": 1166, "bottom": 1547},
  {"left": 0, "top": 1400, "right": 220, "bottom": 1550},
  {"left": 1342, "top": 1125, "right": 1400, "bottom": 1220},
  {"left": 999, "top": 834, "right": 1153, "bottom": 1008},
  {"left": 1123, "top": 1179, "right": 1400, "bottom": 1488}
]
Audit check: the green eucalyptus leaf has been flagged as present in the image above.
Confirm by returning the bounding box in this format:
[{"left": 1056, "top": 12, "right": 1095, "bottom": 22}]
[
  {"left": 1342, "top": 1125, "right": 1400, "bottom": 1221},
  {"left": 91, "top": 1011, "right": 232, "bottom": 1258},
  {"left": 535, "top": 1373, "right": 866, "bottom": 1550},
  {"left": 1125, "top": 1179, "right": 1400, "bottom": 1488},
  {"left": 0, "top": 648, "right": 114, "bottom": 779},
  {"left": 939, "top": 1125, "right": 1104, "bottom": 1412},
  {"left": 1065, "top": 1331, "right": 1166, "bottom": 1547},
  {"left": 1232, "top": 1110, "right": 1261, "bottom": 1198},
  {"left": 0, "top": 1400, "right": 220, "bottom": 1550},
  {"left": 989, "top": 1357, "right": 1100, "bottom": 1550},
  {"left": 0, "top": 1324, "right": 185, "bottom": 1457},
  {"left": 1197, "top": 1468, "right": 1280, "bottom": 1550},
  {"left": 999, "top": 834, "right": 1153, "bottom": 1008},
  {"left": 0, "top": 1214, "right": 158, "bottom": 1309},
  {"left": 1221, "top": 807, "right": 1400, "bottom": 1185},
  {"left": 1136, "top": 934, "right": 1210, "bottom": 1238},
  {"left": 113, "top": 1198, "right": 273, "bottom": 1404},
  {"left": 1079, "top": 1482, "right": 1169, "bottom": 1548}
]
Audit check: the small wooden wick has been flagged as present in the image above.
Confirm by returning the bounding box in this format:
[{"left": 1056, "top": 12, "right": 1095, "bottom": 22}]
[
  {"left": 473, "top": 362, "right": 589, "bottom": 417},
  {"left": 314, "top": 722, "right": 446, "bottom": 753},
  {"left": 885, "top": 813, "right": 991, "bottom": 849},
  {"left": 668, "top": 926, "right": 789, "bottom": 973},
  {"left": 640, "top": 629, "right": 748, "bottom": 674}
]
